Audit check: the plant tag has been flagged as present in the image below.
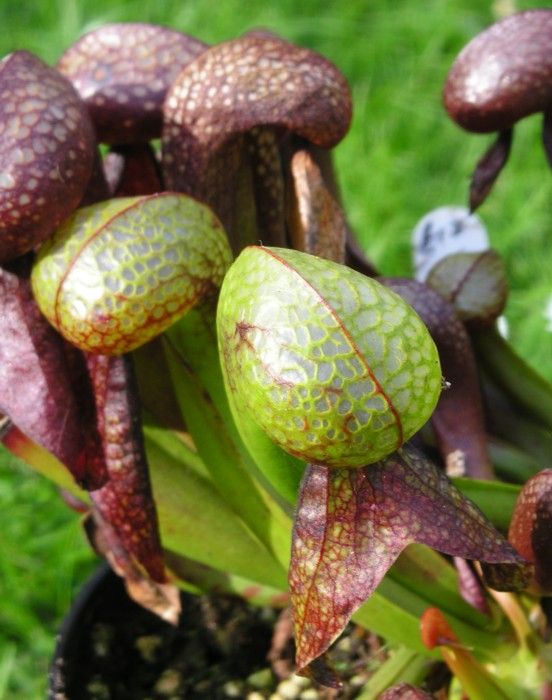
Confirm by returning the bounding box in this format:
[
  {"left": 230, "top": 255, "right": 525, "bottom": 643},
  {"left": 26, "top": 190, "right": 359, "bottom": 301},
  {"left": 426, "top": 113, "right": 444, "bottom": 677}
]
[
  {"left": 545, "top": 295, "right": 552, "bottom": 333},
  {"left": 412, "top": 206, "right": 489, "bottom": 281}
]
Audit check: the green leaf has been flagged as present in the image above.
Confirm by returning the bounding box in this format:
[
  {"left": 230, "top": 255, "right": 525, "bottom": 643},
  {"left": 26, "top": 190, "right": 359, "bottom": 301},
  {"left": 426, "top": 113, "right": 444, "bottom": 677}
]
[
  {"left": 143, "top": 423, "right": 209, "bottom": 479},
  {"left": 164, "top": 306, "right": 292, "bottom": 568},
  {"left": 145, "top": 432, "right": 288, "bottom": 589},
  {"left": 453, "top": 478, "right": 520, "bottom": 531},
  {"left": 5, "top": 426, "right": 287, "bottom": 591},
  {"left": 358, "top": 576, "right": 510, "bottom": 658},
  {"left": 355, "top": 648, "right": 430, "bottom": 700},
  {"left": 7, "top": 426, "right": 517, "bottom": 660},
  {"left": 389, "top": 545, "right": 490, "bottom": 630},
  {"left": 164, "top": 550, "right": 290, "bottom": 607},
  {"left": 473, "top": 327, "right": 552, "bottom": 431},
  {"left": 421, "top": 608, "right": 512, "bottom": 700}
]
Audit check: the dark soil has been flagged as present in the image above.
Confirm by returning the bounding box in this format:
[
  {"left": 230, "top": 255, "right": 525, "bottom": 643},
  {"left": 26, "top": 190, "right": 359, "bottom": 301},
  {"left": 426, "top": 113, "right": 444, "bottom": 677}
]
[{"left": 49, "top": 566, "right": 387, "bottom": 700}]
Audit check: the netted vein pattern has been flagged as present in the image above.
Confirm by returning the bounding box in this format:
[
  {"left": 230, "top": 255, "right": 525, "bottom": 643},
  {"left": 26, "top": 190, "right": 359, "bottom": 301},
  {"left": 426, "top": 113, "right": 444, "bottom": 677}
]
[
  {"left": 0, "top": 51, "right": 94, "bottom": 261},
  {"left": 32, "top": 194, "right": 231, "bottom": 355},
  {"left": 58, "top": 23, "right": 207, "bottom": 143},
  {"left": 218, "top": 246, "right": 441, "bottom": 468}
]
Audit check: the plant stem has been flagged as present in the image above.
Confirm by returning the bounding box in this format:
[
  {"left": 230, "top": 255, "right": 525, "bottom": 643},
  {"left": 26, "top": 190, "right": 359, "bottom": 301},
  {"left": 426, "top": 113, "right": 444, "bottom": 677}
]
[
  {"left": 164, "top": 305, "right": 293, "bottom": 570},
  {"left": 4, "top": 426, "right": 288, "bottom": 590},
  {"left": 473, "top": 327, "right": 552, "bottom": 430},
  {"left": 355, "top": 647, "right": 430, "bottom": 700},
  {"left": 487, "top": 436, "right": 541, "bottom": 484},
  {"left": 487, "top": 589, "right": 536, "bottom": 653}
]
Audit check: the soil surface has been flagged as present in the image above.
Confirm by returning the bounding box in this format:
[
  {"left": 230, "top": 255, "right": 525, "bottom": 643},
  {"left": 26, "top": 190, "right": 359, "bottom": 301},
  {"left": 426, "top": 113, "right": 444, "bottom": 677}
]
[{"left": 49, "top": 568, "right": 388, "bottom": 699}]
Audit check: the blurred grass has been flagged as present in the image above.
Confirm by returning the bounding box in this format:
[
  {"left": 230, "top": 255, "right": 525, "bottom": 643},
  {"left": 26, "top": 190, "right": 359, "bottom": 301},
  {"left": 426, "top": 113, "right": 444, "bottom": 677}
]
[
  {"left": 0, "top": 0, "right": 551, "bottom": 696},
  {"left": 0, "top": 455, "right": 97, "bottom": 699}
]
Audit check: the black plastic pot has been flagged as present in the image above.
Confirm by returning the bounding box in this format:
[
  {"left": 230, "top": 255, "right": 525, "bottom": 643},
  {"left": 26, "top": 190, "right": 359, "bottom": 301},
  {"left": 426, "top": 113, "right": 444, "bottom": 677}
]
[
  {"left": 49, "top": 563, "right": 114, "bottom": 699},
  {"left": 48, "top": 564, "right": 278, "bottom": 699},
  {"left": 47, "top": 563, "right": 380, "bottom": 698}
]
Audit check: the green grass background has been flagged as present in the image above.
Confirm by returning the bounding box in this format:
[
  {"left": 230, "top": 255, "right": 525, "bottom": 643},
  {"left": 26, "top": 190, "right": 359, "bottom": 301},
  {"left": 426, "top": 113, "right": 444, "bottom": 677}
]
[{"left": 0, "top": 0, "right": 551, "bottom": 696}]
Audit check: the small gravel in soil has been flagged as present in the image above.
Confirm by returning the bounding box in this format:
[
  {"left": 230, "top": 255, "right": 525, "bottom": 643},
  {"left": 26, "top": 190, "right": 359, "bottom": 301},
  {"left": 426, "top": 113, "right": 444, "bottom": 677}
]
[{"left": 54, "top": 575, "right": 387, "bottom": 699}]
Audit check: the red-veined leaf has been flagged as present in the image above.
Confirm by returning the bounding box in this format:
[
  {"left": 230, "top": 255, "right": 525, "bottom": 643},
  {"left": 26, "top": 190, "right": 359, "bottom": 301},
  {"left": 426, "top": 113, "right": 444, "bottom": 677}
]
[
  {"left": 426, "top": 250, "right": 507, "bottom": 328},
  {"left": 289, "top": 443, "right": 524, "bottom": 671},
  {"left": 87, "top": 353, "right": 166, "bottom": 582},
  {"left": 84, "top": 508, "right": 180, "bottom": 624}
]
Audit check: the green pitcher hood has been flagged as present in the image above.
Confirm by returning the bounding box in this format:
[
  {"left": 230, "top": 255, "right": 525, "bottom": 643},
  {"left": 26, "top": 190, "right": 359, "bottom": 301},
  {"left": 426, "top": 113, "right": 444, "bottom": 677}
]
[{"left": 217, "top": 246, "right": 442, "bottom": 468}]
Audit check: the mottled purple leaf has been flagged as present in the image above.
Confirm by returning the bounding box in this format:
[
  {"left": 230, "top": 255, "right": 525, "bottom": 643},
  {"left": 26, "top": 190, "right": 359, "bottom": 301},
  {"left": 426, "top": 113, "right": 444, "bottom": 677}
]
[
  {"left": 443, "top": 11, "right": 552, "bottom": 133},
  {"left": 495, "top": 470, "right": 552, "bottom": 594},
  {"left": 162, "top": 35, "right": 351, "bottom": 196},
  {"left": 454, "top": 557, "right": 490, "bottom": 615},
  {"left": 58, "top": 23, "right": 207, "bottom": 144},
  {"left": 87, "top": 353, "right": 166, "bottom": 582},
  {"left": 0, "top": 51, "right": 95, "bottom": 261},
  {"left": 289, "top": 444, "right": 523, "bottom": 670},
  {"left": 0, "top": 258, "right": 105, "bottom": 488},
  {"left": 380, "top": 278, "right": 493, "bottom": 480},
  {"left": 379, "top": 684, "right": 434, "bottom": 700}
]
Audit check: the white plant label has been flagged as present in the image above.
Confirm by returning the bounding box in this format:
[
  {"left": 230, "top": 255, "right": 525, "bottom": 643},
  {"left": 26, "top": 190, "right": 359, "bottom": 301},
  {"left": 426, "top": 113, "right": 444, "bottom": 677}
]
[
  {"left": 412, "top": 205, "right": 489, "bottom": 281},
  {"left": 545, "top": 294, "right": 552, "bottom": 333}
]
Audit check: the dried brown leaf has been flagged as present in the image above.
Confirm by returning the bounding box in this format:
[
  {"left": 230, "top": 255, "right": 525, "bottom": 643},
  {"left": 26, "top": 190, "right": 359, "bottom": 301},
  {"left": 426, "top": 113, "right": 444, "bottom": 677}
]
[
  {"left": 86, "top": 509, "right": 180, "bottom": 624},
  {"left": 287, "top": 148, "right": 347, "bottom": 263}
]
